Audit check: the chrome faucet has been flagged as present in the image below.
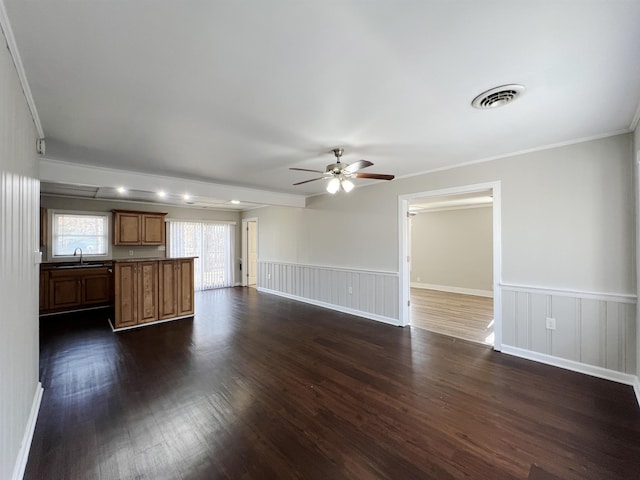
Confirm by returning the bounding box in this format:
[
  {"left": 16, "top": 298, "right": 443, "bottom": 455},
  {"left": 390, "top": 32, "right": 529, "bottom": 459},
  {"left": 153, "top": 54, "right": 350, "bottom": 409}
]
[{"left": 73, "top": 247, "right": 84, "bottom": 264}]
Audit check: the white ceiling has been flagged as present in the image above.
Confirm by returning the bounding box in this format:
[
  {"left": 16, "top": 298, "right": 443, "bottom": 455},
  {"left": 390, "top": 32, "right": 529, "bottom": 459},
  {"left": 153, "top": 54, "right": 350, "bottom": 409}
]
[{"left": 5, "top": 1, "right": 640, "bottom": 199}]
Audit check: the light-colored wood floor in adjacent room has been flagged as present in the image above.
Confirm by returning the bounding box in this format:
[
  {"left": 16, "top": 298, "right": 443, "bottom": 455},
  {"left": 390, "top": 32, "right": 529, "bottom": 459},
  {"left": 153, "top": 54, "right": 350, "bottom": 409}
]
[{"left": 410, "top": 288, "right": 494, "bottom": 345}]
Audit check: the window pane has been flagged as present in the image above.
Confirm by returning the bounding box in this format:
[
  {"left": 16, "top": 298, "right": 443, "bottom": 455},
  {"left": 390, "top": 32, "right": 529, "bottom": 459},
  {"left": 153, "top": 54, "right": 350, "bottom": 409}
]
[{"left": 52, "top": 214, "right": 108, "bottom": 256}]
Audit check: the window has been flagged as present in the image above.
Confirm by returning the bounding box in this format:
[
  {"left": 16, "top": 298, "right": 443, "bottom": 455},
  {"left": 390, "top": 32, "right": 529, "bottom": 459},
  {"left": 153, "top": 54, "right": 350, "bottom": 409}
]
[
  {"left": 168, "top": 220, "right": 234, "bottom": 290},
  {"left": 50, "top": 211, "right": 110, "bottom": 259}
]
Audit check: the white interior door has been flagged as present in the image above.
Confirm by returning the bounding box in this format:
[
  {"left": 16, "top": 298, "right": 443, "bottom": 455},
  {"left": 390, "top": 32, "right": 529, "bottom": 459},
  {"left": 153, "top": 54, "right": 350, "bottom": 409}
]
[{"left": 248, "top": 221, "right": 257, "bottom": 286}]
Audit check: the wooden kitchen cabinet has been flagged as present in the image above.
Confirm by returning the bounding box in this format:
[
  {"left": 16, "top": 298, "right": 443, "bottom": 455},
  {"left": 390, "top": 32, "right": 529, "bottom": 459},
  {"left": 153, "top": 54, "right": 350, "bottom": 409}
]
[
  {"left": 39, "top": 270, "right": 49, "bottom": 312},
  {"left": 158, "top": 259, "right": 194, "bottom": 320},
  {"left": 113, "top": 261, "right": 159, "bottom": 328},
  {"left": 113, "top": 210, "right": 166, "bottom": 246},
  {"left": 114, "top": 262, "right": 137, "bottom": 327},
  {"left": 137, "top": 261, "right": 159, "bottom": 323},
  {"left": 114, "top": 258, "right": 194, "bottom": 330},
  {"left": 44, "top": 266, "right": 112, "bottom": 314}
]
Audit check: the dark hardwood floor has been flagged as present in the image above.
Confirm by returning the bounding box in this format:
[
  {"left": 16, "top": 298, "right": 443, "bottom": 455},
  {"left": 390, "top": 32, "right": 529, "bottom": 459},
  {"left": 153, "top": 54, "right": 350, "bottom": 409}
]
[{"left": 26, "top": 288, "right": 640, "bottom": 479}]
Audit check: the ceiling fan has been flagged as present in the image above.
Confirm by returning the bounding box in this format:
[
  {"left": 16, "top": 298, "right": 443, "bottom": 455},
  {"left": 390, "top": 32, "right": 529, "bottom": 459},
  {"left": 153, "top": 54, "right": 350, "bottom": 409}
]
[{"left": 290, "top": 148, "right": 395, "bottom": 194}]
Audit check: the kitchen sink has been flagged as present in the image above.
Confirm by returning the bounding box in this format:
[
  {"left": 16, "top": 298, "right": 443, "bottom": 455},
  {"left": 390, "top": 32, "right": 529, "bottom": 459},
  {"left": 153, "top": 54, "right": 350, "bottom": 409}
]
[{"left": 54, "top": 263, "right": 106, "bottom": 269}]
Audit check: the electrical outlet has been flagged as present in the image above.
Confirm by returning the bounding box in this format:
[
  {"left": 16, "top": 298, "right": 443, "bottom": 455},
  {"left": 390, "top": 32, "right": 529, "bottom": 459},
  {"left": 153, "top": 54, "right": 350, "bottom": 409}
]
[
  {"left": 348, "top": 286, "right": 353, "bottom": 294},
  {"left": 546, "top": 317, "right": 556, "bottom": 330},
  {"left": 129, "top": 250, "right": 134, "bottom": 256},
  {"left": 417, "top": 276, "right": 421, "bottom": 282}
]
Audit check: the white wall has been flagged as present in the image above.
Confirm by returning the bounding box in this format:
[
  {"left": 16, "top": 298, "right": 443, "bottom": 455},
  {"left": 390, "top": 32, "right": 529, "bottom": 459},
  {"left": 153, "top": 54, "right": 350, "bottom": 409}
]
[
  {"left": 244, "top": 133, "right": 636, "bottom": 376},
  {"left": 0, "top": 26, "right": 41, "bottom": 480},
  {"left": 410, "top": 207, "right": 493, "bottom": 293},
  {"left": 41, "top": 196, "right": 242, "bottom": 281},
  {"left": 634, "top": 123, "right": 640, "bottom": 388}
]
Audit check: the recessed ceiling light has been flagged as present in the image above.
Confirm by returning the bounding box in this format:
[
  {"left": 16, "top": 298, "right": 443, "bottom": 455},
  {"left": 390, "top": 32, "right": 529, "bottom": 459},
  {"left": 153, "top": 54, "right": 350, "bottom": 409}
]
[
  {"left": 116, "top": 186, "right": 126, "bottom": 194},
  {"left": 157, "top": 191, "right": 167, "bottom": 198},
  {"left": 183, "top": 193, "right": 191, "bottom": 201},
  {"left": 230, "top": 200, "right": 240, "bottom": 204}
]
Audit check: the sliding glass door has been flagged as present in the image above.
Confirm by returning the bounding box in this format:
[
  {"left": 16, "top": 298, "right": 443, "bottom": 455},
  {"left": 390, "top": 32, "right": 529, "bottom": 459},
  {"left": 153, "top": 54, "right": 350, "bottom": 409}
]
[{"left": 168, "top": 220, "right": 234, "bottom": 290}]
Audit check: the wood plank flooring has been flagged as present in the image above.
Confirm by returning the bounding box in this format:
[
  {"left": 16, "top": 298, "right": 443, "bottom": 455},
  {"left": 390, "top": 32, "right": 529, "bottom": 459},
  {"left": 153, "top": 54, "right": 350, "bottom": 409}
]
[
  {"left": 26, "top": 287, "right": 640, "bottom": 479},
  {"left": 411, "top": 288, "right": 494, "bottom": 345}
]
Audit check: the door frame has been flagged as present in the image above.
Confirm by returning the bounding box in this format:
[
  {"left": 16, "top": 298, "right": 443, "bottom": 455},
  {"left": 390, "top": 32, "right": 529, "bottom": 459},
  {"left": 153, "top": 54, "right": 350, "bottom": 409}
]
[
  {"left": 398, "top": 181, "right": 503, "bottom": 351},
  {"left": 241, "top": 217, "right": 258, "bottom": 287}
]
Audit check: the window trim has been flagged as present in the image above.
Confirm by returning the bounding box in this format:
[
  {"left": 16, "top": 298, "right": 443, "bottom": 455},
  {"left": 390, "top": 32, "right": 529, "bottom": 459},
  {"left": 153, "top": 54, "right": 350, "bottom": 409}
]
[{"left": 47, "top": 209, "right": 112, "bottom": 262}]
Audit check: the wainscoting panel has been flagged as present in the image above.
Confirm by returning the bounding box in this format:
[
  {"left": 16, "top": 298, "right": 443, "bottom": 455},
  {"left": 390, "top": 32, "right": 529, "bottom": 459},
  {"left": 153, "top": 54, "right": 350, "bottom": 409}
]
[
  {"left": 501, "top": 285, "right": 636, "bottom": 375},
  {"left": 258, "top": 261, "right": 399, "bottom": 323}
]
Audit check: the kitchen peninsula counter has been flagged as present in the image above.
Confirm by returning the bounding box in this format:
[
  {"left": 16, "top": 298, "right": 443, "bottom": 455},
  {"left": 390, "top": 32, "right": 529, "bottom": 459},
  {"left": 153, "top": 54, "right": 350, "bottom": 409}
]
[{"left": 111, "top": 257, "right": 196, "bottom": 331}]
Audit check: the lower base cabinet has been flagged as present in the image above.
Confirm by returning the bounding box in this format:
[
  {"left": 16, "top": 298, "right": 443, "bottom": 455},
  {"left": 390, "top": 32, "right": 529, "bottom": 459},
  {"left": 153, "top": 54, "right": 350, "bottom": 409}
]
[
  {"left": 40, "top": 267, "right": 112, "bottom": 314},
  {"left": 158, "top": 259, "right": 194, "bottom": 320},
  {"left": 113, "top": 258, "right": 194, "bottom": 329}
]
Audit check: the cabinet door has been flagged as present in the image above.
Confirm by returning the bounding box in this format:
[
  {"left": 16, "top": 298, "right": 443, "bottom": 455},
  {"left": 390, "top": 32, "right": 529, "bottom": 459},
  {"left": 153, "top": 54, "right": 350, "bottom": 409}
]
[
  {"left": 158, "top": 260, "right": 178, "bottom": 320},
  {"left": 82, "top": 268, "right": 111, "bottom": 305},
  {"left": 39, "top": 270, "right": 49, "bottom": 313},
  {"left": 177, "top": 259, "right": 194, "bottom": 316},
  {"left": 114, "top": 263, "right": 137, "bottom": 328},
  {"left": 40, "top": 207, "right": 47, "bottom": 248},
  {"left": 141, "top": 214, "right": 165, "bottom": 245},
  {"left": 49, "top": 271, "right": 83, "bottom": 310},
  {"left": 137, "top": 261, "right": 158, "bottom": 323},
  {"left": 114, "top": 213, "right": 141, "bottom": 245}
]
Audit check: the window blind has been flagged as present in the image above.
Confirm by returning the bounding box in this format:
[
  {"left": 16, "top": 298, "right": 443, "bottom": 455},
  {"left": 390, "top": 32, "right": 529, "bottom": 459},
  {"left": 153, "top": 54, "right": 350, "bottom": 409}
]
[{"left": 168, "top": 220, "right": 234, "bottom": 290}]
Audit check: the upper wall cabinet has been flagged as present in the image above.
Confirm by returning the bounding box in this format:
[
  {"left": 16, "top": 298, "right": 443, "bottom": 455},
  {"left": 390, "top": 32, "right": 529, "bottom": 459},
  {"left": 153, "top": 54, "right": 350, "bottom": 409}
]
[{"left": 113, "top": 210, "right": 167, "bottom": 246}]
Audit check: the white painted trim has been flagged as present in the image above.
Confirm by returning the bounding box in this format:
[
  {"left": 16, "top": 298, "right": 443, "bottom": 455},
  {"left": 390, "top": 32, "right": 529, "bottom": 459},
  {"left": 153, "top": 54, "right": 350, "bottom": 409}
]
[
  {"left": 399, "top": 180, "right": 502, "bottom": 350},
  {"left": 410, "top": 282, "right": 493, "bottom": 298},
  {"left": 501, "top": 345, "right": 637, "bottom": 386},
  {"left": 11, "top": 382, "right": 43, "bottom": 480},
  {"left": 392, "top": 130, "right": 632, "bottom": 185},
  {"left": 258, "top": 287, "right": 401, "bottom": 327},
  {"left": 0, "top": 0, "right": 44, "bottom": 138},
  {"left": 242, "top": 217, "right": 258, "bottom": 287},
  {"left": 634, "top": 377, "right": 640, "bottom": 407},
  {"left": 258, "top": 260, "right": 398, "bottom": 277},
  {"left": 499, "top": 283, "right": 636, "bottom": 304},
  {"left": 109, "top": 315, "right": 193, "bottom": 332}
]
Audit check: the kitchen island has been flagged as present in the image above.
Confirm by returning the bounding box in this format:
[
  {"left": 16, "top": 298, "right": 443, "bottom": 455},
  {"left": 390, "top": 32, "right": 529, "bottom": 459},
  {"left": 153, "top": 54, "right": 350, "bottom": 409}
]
[{"left": 111, "top": 257, "right": 196, "bottom": 331}]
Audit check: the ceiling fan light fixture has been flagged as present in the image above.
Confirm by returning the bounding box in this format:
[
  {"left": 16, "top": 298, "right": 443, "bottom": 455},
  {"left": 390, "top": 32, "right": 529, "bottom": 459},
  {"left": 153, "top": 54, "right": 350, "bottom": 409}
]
[
  {"left": 327, "top": 178, "right": 341, "bottom": 194},
  {"left": 341, "top": 179, "right": 354, "bottom": 192}
]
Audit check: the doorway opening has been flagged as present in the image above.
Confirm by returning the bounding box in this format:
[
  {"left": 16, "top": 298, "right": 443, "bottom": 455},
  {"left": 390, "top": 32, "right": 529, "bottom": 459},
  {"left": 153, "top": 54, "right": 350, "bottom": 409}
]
[
  {"left": 241, "top": 218, "right": 258, "bottom": 287},
  {"left": 399, "top": 182, "right": 502, "bottom": 350}
]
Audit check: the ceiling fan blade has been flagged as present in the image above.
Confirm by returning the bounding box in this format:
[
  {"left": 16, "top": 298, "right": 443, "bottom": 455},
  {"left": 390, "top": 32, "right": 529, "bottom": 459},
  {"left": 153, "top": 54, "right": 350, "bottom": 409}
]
[
  {"left": 344, "top": 160, "right": 374, "bottom": 174},
  {"left": 353, "top": 173, "right": 395, "bottom": 180},
  {"left": 290, "top": 167, "right": 325, "bottom": 173},
  {"left": 293, "top": 177, "right": 325, "bottom": 185}
]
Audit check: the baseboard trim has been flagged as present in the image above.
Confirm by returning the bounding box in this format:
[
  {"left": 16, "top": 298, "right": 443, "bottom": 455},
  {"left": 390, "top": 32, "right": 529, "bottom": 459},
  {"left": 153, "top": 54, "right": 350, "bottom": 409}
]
[
  {"left": 12, "top": 382, "right": 43, "bottom": 480},
  {"left": 501, "top": 345, "right": 637, "bottom": 386},
  {"left": 410, "top": 282, "right": 493, "bottom": 298},
  {"left": 634, "top": 377, "right": 640, "bottom": 407},
  {"left": 258, "top": 287, "right": 401, "bottom": 327},
  {"left": 109, "top": 315, "right": 194, "bottom": 332}
]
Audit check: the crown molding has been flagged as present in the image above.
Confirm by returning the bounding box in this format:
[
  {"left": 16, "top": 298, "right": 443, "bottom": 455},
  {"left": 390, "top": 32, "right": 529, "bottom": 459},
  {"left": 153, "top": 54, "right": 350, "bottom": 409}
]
[{"left": 0, "top": 0, "right": 44, "bottom": 138}]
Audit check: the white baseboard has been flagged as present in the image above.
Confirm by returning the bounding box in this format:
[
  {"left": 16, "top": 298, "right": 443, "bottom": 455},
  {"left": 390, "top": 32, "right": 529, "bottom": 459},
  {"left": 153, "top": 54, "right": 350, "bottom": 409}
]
[
  {"left": 410, "top": 282, "right": 493, "bottom": 298},
  {"left": 501, "top": 345, "right": 637, "bottom": 387},
  {"left": 258, "top": 287, "right": 401, "bottom": 327},
  {"left": 12, "top": 382, "right": 43, "bottom": 480},
  {"left": 634, "top": 377, "right": 640, "bottom": 407}
]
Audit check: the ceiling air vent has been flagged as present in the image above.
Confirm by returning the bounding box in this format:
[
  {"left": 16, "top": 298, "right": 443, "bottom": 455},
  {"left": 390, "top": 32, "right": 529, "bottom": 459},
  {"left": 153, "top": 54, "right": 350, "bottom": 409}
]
[{"left": 471, "top": 84, "right": 525, "bottom": 109}]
